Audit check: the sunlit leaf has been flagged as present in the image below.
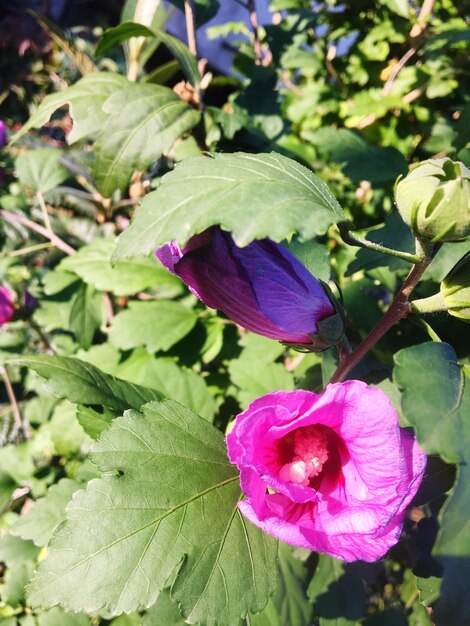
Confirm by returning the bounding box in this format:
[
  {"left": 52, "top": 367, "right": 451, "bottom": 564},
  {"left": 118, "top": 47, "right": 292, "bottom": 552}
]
[{"left": 28, "top": 401, "right": 278, "bottom": 626}]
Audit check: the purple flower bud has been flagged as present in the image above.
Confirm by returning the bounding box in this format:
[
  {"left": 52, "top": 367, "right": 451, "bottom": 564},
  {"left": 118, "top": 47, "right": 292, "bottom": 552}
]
[
  {"left": 0, "top": 121, "right": 7, "bottom": 149},
  {"left": 156, "top": 228, "right": 344, "bottom": 350}
]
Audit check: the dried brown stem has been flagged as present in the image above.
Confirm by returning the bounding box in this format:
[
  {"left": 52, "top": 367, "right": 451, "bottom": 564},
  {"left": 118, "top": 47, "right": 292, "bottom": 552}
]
[{"left": 184, "top": 0, "right": 198, "bottom": 58}]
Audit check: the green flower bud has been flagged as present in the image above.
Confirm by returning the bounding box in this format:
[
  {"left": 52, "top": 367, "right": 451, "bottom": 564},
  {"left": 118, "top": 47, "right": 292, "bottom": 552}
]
[
  {"left": 395, "top": 158, "right": 470, "bottom": 243},
  {"left": 412, "top": 253, "right": 470, "bottom": 322}
]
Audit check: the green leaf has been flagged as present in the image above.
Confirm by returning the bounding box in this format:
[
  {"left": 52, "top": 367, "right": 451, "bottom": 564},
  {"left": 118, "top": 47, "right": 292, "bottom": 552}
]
[
  {"left": 0, "top": 442, "right": 36, "bottom": 484},
  {"left": 93, "top": 83, "right": 200, "bottom": 196},
  {"left": 109, "top": 615, "right": 142, "bottom": 626},
  {"left": 12, "top": 355, "right": 163, "bottom": 412},
  {"left": 108, "top": 301, "right": 198, "bottom": 352},
  {"left": 114, "top": 350, "right": 216, "bottom": 421},
  {"left": 307, "top": 554, "right": 367, "bottom": 625},
  {"left": 346, "top": 213, "right": 415, "bottom": 276},
  {"left": 284, "top": 236, "right": 331, "bottom": 283},
  {"left": 394, "top": 343, "right": 469, "bottom": 463},
  {"left": 28, "top": 401, "right": 278, "bottom": 626},
  {"left": 432, "top": 465, "right": 470, "bottom": 626},
  {"left": 30, "top": 10, "right": 96, "bottom": 76},
  {"left": 16, "top": 149, "right": 68, "bottom": 193},
  {"left": 37, "top": 607, "right": 90, "bottom": 626},
  {"left": 114, "top": 152, "right": 345, "bottom": 260},
  {"left": 0, "top": 560, "right": 35, "bottom": 607},
  {"left": 69, "top": 283, "right": 103, "bottom": 350},
  {"left": 10, "top": 73, "right": 129, "bottom": 145},
  {"left": 95, "top": 21, "right": 156, "bottom": 57},
  {"left": 394, "top": 342, "right": 470, "bottom": 626},
  {"left": 76, "top": 405, "right": 116, "bottom": 440},
  {"left": 166, "top": 0, "right": 220, "bottom": 27},
  {"left": 11, "top": 479, "right": 80, "bottom": 547},
  {"left": 379, "top": 0, "right": 409, "bottom": 18},
  {"left": 304, "top": 128, "right": 408, "bottom": 184},
  {"left": 250, "top": 544, "right": 312, "bottom": 626},
  {"left": 58, "top": 238, "right": 182, "bottom": 297},
  {"left": 0, "top": 533, "right": 41, "bottom": 567},
  {"left": 143, "top": 590, "right": 186, "bottom": 626},
  {"left": 237, "top": 333, "right": 286, "bottom": 364},
  {"left": 33, "top": 282, "right": 80, "bottom": 332},
  {"left": 152, "top": 28, "right": 201, "bottom": 87},
  {"left": 229, "top": 358, "right": 294, "bottom": 406},
  {"left": 0, "top": 471, "right": 17, "bottom": 513},
  {"left": 49, "top": 400, "right": 91, "bottom": 457},
  {"left": 144, "top": 59, "right": 181, "bottom": 85}
]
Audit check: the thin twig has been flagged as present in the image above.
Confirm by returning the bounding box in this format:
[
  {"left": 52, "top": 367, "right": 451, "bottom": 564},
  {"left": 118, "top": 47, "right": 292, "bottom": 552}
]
[
  {"left": 382, "top": 47, "right": 417, "bottom": 95},
  {"left": 0, "top": 209, "right": 76, "bottom": 256},
  {"left": 325, "top": 44, "right": 342, "bottom": 85},
  {"left": 184, "top": 0, "right": 198, "bottom": 57},
  {"left": 0, "top": 242, "right": 54, "bottom": 258},
  {"left": 103, "top": 292, "right": 114, "bottom": 326},
  {"left": 35, "top": 190, "right": 52, "bottom": 231},
  {"left": 410, "top": 0, "right": 436, "bottom": 45},
  {"left": 247, "top": 0, "right": 263, "bottom": 64},
  {"left": 0, "top": 365, "right": 27, "bottom": 440}
]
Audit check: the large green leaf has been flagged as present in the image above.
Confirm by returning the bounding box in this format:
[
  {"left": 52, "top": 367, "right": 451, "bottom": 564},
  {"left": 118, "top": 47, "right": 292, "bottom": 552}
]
[
  {"left": 108, "top": 301, "right": 198, "bottom": 352},
  {"left": 114, "top": 152, "right": 345, "bottom": 259},
  {"left": 93, "top": 83, "right": 200, "bottom": 196},
  {"left": 28, "top": 401, "right": 278, "bottom": 626},
  {"left": 10, "top": 73, "right": 129, "bottom": 145},
  {"left": 12, "top": 355, "right": 163, "bottom": 412},
  {"left": 394, "top": 342, "right": 470, "bottom": 626},
  {"left": 58, "top": 238, "right": 182, "bottom": 297}
]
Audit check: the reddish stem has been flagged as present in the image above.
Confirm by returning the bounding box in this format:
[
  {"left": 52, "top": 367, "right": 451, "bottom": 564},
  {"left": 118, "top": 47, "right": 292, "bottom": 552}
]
[{"left": 329, "top": 259, "right": 432, "bottom": 384}]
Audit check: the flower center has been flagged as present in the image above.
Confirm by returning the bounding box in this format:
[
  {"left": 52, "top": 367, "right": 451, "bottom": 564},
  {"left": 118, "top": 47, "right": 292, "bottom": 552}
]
[{"left": 278, "top": 425, "right": 329, "bottom": 486}]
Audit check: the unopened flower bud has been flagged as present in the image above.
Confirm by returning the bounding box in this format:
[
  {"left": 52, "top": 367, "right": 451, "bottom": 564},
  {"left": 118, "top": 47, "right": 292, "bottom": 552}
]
[
  {"left": 395, "top": 158, "right": 470, "bottom": 243},
  {"left": 156, "top": 227, "right": 345, "bottom": 351}
]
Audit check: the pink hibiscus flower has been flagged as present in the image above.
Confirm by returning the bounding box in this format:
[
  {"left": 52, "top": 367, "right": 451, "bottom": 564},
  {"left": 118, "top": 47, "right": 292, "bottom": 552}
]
[{"left": 226, "top": 381, "right": 426, "bottom": 562}]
